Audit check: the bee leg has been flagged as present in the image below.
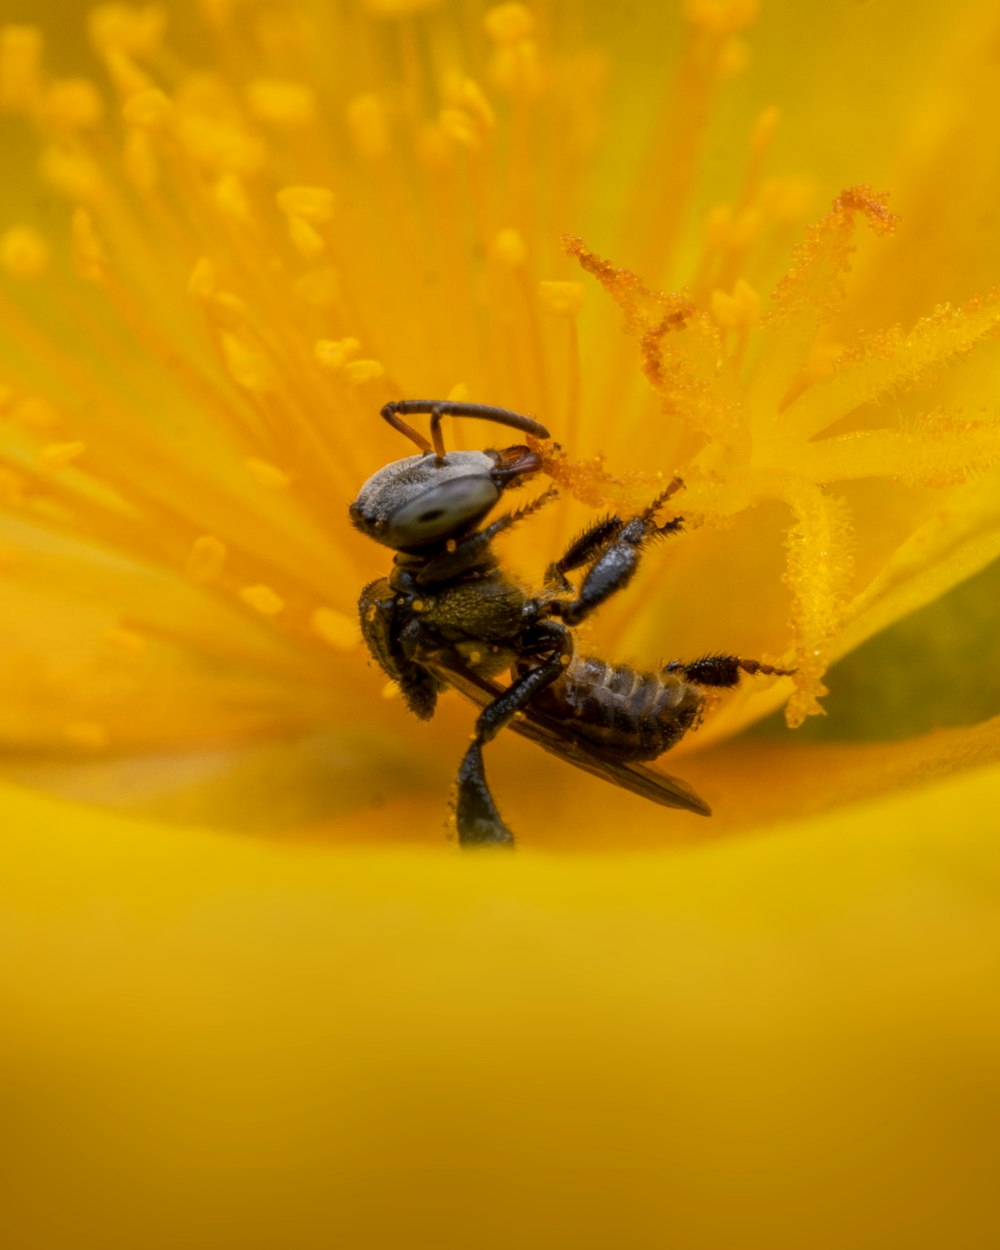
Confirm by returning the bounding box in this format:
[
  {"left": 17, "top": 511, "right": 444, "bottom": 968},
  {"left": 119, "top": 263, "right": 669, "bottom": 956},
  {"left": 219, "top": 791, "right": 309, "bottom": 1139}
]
[
  {"left": 359, "top": 580, "right": 441, "bottom": 720},
  {"left": 455, "top": 743, "right": 515, "bottom": 848},
  {"left": 544, "top": 516, "right": 624, "bottom": 589},
  {"left": 665, "top": 656, "right": 796, "bottom": 687},
  {"left": 455, "top": 624, "right": 573, "bottom": 849},
  {"left": 542, "top": 513, "right": 675, "bottom": 627}
]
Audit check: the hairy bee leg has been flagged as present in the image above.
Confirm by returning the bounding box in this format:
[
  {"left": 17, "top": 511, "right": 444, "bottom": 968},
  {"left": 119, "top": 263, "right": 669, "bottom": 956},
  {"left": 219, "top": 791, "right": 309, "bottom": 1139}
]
[
  {"left": 454, "top": 625, "right": 573, "bottom": 848},
  {"left": 542, "top": 512, "right": 681, "bottom": 628},
  {"left": 665, "top": 656, "right": 797, "bottom": 688},
  {"left": 545, "top": 516, "right": 624, "bottom": 588},
  {"left": 544, "top": 478, "right": 685, "bottom": 591},
  {"left": 358, "top": 579, "right": 442, "bottom": 719}
]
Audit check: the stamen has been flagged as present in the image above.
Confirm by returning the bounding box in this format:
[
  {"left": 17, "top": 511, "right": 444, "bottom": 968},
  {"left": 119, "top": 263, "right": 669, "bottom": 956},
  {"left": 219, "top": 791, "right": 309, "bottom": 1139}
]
[
  {"left": 276, "top": 186, "right": 336, "bottom": 222},
  {"left": 343, "top": 360, "right": 385, "bottom": 385},
  {"left": 347, "top": 94, "right": 390, "bottom": 161},
  {"left": 2, "top": 2, "right": 994, "bottom": 763},
  {"left": 245, "top": 79, "right": 316, "bottom": 127},
  {"left": 41, "top": 77, "right": 104, "bottom": 130},
  {"left": 315, "top": 338, "right": 362, "bottom": 370},
  {"left": 122, "top": 86, "right": 172, "bottom": 129},
  {"left": 0, "top": 227, "right": 49, "bottom": 278},
  {"left": 186, "top": 536, "right": 228, "bottom": 585},
  {"left": 71, "top": 208, "right": 107, "bottom": 282},
  {"left": 539, "top": 280, "right": 584, "bottom": 441},
  {"left": 0, "top": 25, "right": 43, "bottom": 112},
  {"left": 40, "top": 441, "right": 86, "bottom": 471},
  {"left": 239, "top": 585, "right": 286, "bottom": 616},
  {"left": 245, "top": 460, "right": 292, "bottom": 490}
]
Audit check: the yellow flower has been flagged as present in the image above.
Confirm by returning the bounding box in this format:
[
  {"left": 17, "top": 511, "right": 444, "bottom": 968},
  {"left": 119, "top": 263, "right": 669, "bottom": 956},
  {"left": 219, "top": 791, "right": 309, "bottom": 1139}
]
[{"left": 1, "top": 1, "right": 1000, "bottom": 1245}]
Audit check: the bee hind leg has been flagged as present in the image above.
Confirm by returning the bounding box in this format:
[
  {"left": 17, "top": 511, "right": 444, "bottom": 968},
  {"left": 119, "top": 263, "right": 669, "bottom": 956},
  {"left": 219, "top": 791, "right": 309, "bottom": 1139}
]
[
  {"left": 454, "top": 624, "right": 573, "bottom": 849},
  {"left": 455, "top": 742, "right": 515, "bottom": 848},
  {"left": 665, "top": 655, "right": 796, "bottom": 688}
]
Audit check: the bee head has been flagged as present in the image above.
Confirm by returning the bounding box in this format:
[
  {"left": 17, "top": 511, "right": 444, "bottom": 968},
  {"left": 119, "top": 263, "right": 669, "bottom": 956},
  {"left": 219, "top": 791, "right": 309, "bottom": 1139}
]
[{"left": 350, "top": 445, "right": 542, "bottom": 552}]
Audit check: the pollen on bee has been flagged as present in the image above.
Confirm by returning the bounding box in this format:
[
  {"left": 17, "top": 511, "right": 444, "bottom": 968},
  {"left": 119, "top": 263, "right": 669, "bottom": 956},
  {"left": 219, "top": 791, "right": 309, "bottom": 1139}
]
[
  {"left": 412, "top": 599, "right": 426, "bottom": 612},
  {"left": 446, "top": 539, "right": 457, "bottom": 553},
  {"left": 469, "top": 650, "right": 483, "bottom": 664}
]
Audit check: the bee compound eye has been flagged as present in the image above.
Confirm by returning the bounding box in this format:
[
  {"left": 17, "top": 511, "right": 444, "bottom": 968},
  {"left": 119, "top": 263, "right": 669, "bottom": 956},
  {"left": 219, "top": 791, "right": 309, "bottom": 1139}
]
[
  {"left": 348, "top": 501, "right": 381, "bottom": 532},
  {"left": 387, "top": 475, "right": 499, "bottom": 546}
]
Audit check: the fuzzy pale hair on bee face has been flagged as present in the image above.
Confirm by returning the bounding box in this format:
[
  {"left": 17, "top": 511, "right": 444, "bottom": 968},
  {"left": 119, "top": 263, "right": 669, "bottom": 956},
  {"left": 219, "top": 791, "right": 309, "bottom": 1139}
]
[
  {"left": 350, "top": 400, "right": 550, "bottom": 553},
  {"left": 350, "top": 451, "right": 509, "bottom": 551}
]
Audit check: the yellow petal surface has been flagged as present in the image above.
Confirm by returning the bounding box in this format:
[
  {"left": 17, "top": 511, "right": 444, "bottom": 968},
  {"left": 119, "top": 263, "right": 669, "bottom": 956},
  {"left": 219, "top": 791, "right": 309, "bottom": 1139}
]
[{"left": 2, "top": 767, "right": 999, "bottom": 1249}]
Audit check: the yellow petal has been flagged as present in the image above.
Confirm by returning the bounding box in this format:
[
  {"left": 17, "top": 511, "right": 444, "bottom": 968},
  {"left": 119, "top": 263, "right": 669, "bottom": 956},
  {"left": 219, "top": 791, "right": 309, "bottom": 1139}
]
[{"left": 2, "top": 763, "right": 1000, "bottom": 1246}]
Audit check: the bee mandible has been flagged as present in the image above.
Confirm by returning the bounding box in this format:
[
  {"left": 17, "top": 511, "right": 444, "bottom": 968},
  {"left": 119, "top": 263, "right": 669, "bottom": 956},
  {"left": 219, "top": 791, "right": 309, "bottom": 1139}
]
[{"left": 350, "top": 400, "right": 793, "bottom": 847}]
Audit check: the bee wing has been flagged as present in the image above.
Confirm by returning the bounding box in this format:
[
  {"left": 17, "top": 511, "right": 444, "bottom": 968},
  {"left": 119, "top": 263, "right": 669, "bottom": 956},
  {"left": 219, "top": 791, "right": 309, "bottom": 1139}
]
[{"left": 437, "top": 662, "right": 712, "bottom": 818}]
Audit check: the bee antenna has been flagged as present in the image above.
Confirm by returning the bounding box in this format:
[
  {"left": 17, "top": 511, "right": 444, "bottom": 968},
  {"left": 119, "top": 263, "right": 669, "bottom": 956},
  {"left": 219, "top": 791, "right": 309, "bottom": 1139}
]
[{"left": 381, "top": 401, "right": 550, "bottom": 462}]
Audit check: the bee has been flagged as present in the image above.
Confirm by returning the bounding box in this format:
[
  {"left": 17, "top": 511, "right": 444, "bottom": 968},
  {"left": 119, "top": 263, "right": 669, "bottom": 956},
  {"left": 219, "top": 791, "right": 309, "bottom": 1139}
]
[{"left": 351, "top": 400, "right": 793, "bottom": 847}]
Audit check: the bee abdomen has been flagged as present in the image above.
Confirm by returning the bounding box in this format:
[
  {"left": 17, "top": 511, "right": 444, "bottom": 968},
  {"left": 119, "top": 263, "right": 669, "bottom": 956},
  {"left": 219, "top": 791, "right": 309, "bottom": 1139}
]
[{"left": 527, "top": 655, "right": 703, "bottom": 762}]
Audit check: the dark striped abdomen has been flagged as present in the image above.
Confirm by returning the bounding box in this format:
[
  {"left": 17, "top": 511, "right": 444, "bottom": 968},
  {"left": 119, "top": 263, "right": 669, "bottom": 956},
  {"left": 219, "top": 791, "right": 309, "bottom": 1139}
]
[{"left": 524, "top": 655, "right": 704, "bottom": 762}]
